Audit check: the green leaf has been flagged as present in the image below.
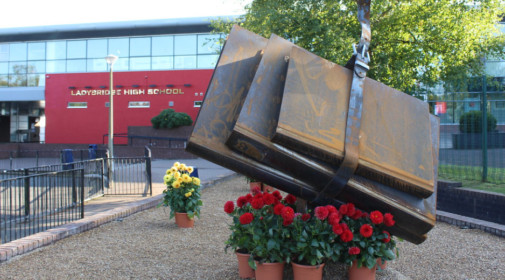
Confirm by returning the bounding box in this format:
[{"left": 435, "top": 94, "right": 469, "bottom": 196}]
[{"left": 267, "top": 239, "right": 276, "bottom": 250}]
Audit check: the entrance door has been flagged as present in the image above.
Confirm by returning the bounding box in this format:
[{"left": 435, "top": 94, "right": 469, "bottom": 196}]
[{"left": 0, "top": 116, "right": 10, "bottom": 142}]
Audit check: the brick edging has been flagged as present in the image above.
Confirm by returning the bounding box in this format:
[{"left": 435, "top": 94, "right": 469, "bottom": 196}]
[
  {"left": 0, "top": 172, "right": 239, "bottom": 263},
  {"left": 437, "top": 210, "right": 505, "bottom": 238}
]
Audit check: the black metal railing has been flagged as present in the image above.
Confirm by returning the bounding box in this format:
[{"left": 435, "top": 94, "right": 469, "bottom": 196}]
[
  {"left": 105, "top": 154, "right": 152, "bottom": 196},
  {"left": 0, "top": 168, "right": 85, "bottom": 244}
]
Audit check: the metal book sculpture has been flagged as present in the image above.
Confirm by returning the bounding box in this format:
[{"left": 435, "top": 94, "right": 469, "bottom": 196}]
[{"left": 187, "top": 0, "right": 439, "bottom": 244}]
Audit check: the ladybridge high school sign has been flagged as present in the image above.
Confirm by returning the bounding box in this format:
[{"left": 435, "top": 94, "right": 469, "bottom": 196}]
[{"left": 70, "top": 87, "right": 185, "bottom": 96}]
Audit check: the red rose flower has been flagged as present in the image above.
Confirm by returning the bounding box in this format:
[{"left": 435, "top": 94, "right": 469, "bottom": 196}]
[
  {"left": 370, "top": 210, "right": 384, "bottom": 224},
  {"left": 346, "top": 203, "right": 356, "bottom": 217},
  {"left": 283, "top": 218, "right": 294, "bottom": 226},
  {"left": 339, "top": 204, "right": 348, "bottom": 216},
  {"left": 239, "top": 213, "right": 254, "bottom": 225},
  {"left": 360, "top": 224, "right": 373, "bottom": 238},
  {"left": 384, "top": 213, "right": 395, "bottom": 227},
  {"left": 382, "top": 230, "right": 391, "bottom": 243},
  {"left": 326, "top": 205, "right": 338, "bottom": 214},
  {"left": 272, "top": 190, "right": 282, "bottom": 200},
  {"left": 281, "top": 206, "right": 295, "bottom": 221},
  {"left": 332, "top": 224, "right": 343, "bottom": 235},
  {"left": 315, "top": 206, "right": 329, "bottom": 220},
  {"left": 340, "top": 230, "right": 354, "bottom": 242},
  {"left": 328, "top": 212, "right": 340, "bottom": 225},
  {"left": 285, "top": 194, "right": 297, "bottom": 205},
  {"left": 224, "top": 201, "right": 234, "bottom": 214},
  {"left": 263, "top": 193, "right": 275, "bottom": 205},
  {"left": 236, "top": 196, "right": 247, "bottom": 208},
  {"left": 348, "top": 247, "right": 361, "bottom": 255},
  {"left": 251, "top": 198, "right": 264, "bottom": 210},
  {"left": 301, "top": 213, "right": 311, "bottom": 221},
  {"left": 274, "top": 203, "right": 285, "bottom": 215}
]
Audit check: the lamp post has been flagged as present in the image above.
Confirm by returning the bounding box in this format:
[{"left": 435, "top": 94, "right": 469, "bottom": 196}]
[{"left": 105, "top": 54, "right": 118, "bottom": 160}]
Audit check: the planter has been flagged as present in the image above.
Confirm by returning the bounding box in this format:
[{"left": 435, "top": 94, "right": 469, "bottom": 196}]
[
  {"left": 236, "top": 252, "right": 255, "bottom": 279},
  {"left": 254, "top": 261, "right": 284, "bottom": 280},
  {"left": 452, "top": 132, "right": 505, "bottom": 149},
  {"left": 377, "top": 258, "right": 387, "bottom": 270},
  {"left": 174, "top": 212, "right": 194, "bottom": 228},
  {"left": 249, "top": 182, "right": 263, "bottom": 193},
  {"left": 262, "top": 184, "right": 275, "bottom": 193},
  {"left": 292, "top": 262, "right": 325, "bottom": 280},
  {"left": 348, "top": 261, "right": 376, "bottom": 280}
]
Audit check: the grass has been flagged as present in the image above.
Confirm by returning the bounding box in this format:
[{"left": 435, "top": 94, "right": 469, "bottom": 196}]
[{"left": 438, "top": 164, "right": 505, "bottom": 195}]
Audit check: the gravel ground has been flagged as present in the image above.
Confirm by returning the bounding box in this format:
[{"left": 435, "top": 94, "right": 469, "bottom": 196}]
[{"left": 0, "top": 176, "right": 504, "bottom": 279}]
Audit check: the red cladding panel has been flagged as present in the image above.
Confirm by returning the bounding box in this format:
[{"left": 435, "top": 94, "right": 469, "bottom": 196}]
[{"left": 45, "top": 70, "right": 213, "bottom": 144}]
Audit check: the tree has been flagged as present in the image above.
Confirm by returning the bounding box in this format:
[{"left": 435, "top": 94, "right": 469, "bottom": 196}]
[
  {"left": 151, "top": 109, "right": 193, "bottom": 129},
  {"left": 211, "top": 0, "right": 505, "bottom": 93}
]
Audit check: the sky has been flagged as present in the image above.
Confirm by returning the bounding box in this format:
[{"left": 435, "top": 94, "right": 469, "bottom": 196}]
[{"left": 2, "top": 0, "right": 252, "bottom": 29}]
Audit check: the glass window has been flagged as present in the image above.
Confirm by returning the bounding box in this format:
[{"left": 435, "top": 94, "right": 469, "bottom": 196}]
[
  {"left": 198, "top": 34, "right": 221, "bottom": 54},
  {"left": 197, "top": 54, "right": 219, "bottom": 69},
  {"left": 108, "top": 38, "right": 129, "bottom": 57},
  {"left": 0, "top": 62, "right": 7, "bottom": 74},
  {"left": 174, "top": 35, "right": 197, "bottom": 55},
  {"left": 9, "top": 43, "right": 27, "bottom": 61},
  {"left": 9, "top": 75, "right": 27, "bottom": 87},
  {"left": 27, "top": 74, "right": 45, "bottom": 87},
  {"left": 28, "top": 42, "right": 45, "bottom": 60},
  {"left": 9, "top": 62, "right": 27, "bottom": 74},
  {"left": 67, "top": 59, "right": 87, "bottom": 73},
  {"left": 67, "top": 40, "right": 86, "bottom": 59},
  {"left": 87, "top": 58, "right": 107, "bottom": 72},
  {"left": 194, "top": 101, "right": 203, "bottom": 107},
  {"left": 128, "top": 101, "right": 150, "bottom": 108},
  {"left": 169, "top": 101, "right": 174, "bottom": 107},
  {"left": 113, "top": 57, "right": 129, "bottom": 71},
  {"left": 0, "top": 44, "right": 9, "bottom": 62},
  {"left": 130, "top": 37, "right": 151, "bottom": 56},
  {"left": 174, "top": 55, "right": 196, "bottom": 69},
  {"left": 152, "top": 56, "right": 173, "bottom": 70},
  {"left": 46, "top": 41, "right": 66, "bottom": 60},
  {"left": 87, "top": 39, "right": 107, "bottom": 58},
  {"left": 46, "top": 60, "right": 66, "bottom": 73},
  {"left": 152, "top": 36, "right": 173, "bottom": 56},
  {"left": 27, "top": 61, "right": 45, "bottom": 73},
  {"left": 68, "top": 102, "right": 87, "bottom": 108},
  {"left": 130, "top": 57, "right": 151, "bottom": 70},
  {"left": 0, "top": 75, "right": 8, "bottom": 87}
]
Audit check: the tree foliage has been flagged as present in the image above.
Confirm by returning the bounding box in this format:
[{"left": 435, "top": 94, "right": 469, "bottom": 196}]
[
  {"left": 151, "top": 109, "right": 193, "bottom": 129},
  {"left": 211, "top": 0, "right": 505, "bottom": 93}
]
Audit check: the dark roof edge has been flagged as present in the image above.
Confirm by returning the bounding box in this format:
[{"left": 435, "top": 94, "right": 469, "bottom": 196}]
[{"left": 0, "top": 16, "right": 238, "bottom": 42}]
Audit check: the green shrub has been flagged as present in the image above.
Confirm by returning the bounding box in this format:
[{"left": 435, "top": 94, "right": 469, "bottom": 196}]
[
  {"left": 459, "top": 111, "right": 497, "bottom": 133},
  {"left": 151, "top": 109, "right": 193, "bottom": 129}
]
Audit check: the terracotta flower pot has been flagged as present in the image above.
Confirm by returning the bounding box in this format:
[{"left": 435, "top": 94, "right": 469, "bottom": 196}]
[
  {"left": 348, "top": 260, "right": 376, "bottom": 280},
  {"left": 235, "top": 251, "right": 255, "bottom": 279},
  {"left": 254, "top": 261, "right": 284, "bottom": 280},
  {"left": 249, "top": 182, "right": 263, "bottom": 193},
  {"left": 174, "top": 212, "right": 194, "bottom": 228},
  {"left": 292, "top": 262, "right": 325, "bottom": 280},
  {"left": 377, "top": 258, "right": 387, "bottom": 270}
]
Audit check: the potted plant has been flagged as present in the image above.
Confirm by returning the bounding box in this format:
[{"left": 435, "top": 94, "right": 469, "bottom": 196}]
[
  {"left": 288, "top": 205, "right": 342, "bottom": 280},
  {"left": 334, "top": 203, "right": 398, "bottom": 280},
  {"left": 161, "top": 162, "right": 203, "bottom": 228},
  {"left": 245, "top": 176, "right": 263, "bottom": 192},
  {"left": 225, "top": 189, "right": 297, "bottom": 280}
]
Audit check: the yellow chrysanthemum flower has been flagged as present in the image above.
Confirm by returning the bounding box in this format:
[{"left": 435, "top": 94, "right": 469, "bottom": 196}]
[
  {"left": 192, "top": 177, "right": 200, "bottom": 186},
  {"left": 177, "top": 177, "right": 184, "bottom": 183},
  {"left": 163, "top": 174, "right": 171, "bottom": 184},
  {"left": 172, "top": 181, "right": 181, "bottom": 189},
  {"left": 185, "top": 192, "right": 192, "bottom": 198},
  {"left": 173, "top": 162, "right": 180, "bottom": 168},
  {"left": 170, "top": 166, "right": 177, "bottom": 173},
  {"left": 182, "top": 174, "right": 192, "bottom": 183},
  {"left": 180, "top": 163, "right": 186, "bottom": 170},
  {"left": 166, "top": 169, "right": 172, "bottom": 175},
  {"left": 187, "top": 166, "right": 194, "bottom": 174},
  {"left": 174, "top": 172, "right": 181, "bottom": 179}
]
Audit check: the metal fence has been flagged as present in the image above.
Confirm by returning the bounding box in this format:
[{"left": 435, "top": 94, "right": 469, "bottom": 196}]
[
  {"left": 427, "top": 76, "right": 505, "bottom": 184},
  {"left": 0, "top": 147, "right": 152, "bottom": 244},
  {"left": 0, "top": 168, "right": 85, "bottom": 244}
]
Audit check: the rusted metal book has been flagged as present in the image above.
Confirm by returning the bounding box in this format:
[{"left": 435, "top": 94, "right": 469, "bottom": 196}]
[
  {"left": 273, "top": 46, "right": 435, "bottom": 199},
  {"left": 225, "top": 34, "right": 438, "bottom": 244},
  {"left": 187, "top": 26, "right": 439, "bottom": 244}
]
